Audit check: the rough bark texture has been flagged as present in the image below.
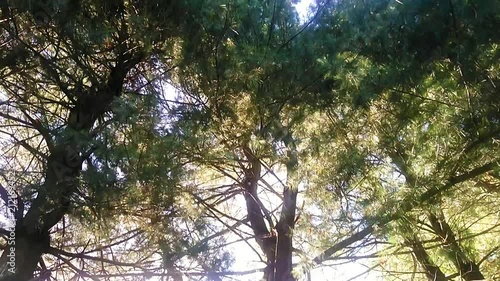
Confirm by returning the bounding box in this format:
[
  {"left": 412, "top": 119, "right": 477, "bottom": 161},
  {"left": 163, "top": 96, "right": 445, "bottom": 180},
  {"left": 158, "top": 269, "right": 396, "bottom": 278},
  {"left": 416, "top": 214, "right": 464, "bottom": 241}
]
[
  {"left": 241, "top": 146, "right": 298, "bottom": 281},
  {"left": 274, "top": 185, "right": 297, "bottom": 281},
  {"left": 274, "top": 141, "right": 298, "bottom": 281},
  {"left": 242, "top": 147, "right": 276, "bottom": 281}
]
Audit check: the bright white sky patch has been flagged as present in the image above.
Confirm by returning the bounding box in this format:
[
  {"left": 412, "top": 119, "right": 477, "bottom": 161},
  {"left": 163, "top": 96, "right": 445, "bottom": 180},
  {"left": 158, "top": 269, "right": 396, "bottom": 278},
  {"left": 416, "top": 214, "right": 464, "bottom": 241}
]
[{"left": 293, "top": 0, "right": 317, "bottom": 23}]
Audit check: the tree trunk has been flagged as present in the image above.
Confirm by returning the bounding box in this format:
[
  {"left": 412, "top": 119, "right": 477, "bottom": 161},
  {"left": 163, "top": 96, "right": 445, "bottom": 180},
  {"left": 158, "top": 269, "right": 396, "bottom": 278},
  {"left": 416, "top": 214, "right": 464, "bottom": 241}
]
[
  {"left": 428, "top": 212, "right": 485, "bottom": 281},
  {"left": 0, "top": 226, "right": 50, "bottom": 281},
  {"left": 406, "top": 237, "right": 447, "bottom": 281},
  {"left": 241, "top": 135, "right": 299, "bottom": 281},
  {"left": 390, "top": 152, "right": 485, "bottom": 280},
  {"left": 0, "top": 50, "right": 143, "bottom": 280},
  {"left": 274, "top": 185, "right": 297, "bottom": 281},
  {"left": 241, "top": 148, "right": 277, "bottom": 281}
]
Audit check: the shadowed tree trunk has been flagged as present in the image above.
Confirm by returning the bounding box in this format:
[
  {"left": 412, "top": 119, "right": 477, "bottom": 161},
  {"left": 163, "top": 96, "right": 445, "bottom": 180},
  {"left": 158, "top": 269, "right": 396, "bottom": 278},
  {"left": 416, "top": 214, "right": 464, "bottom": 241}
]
[
  {"left": 241, "top": 147, "right": 277, "bottom": 281},
  {"left": 428, "top": 212, "right": 485, "bottom": 281},
  {"left": 389, "top": 147, "right": 485, "bottom": 280},
  {"left": 241, "top": 124, "right": 299, "bottom": 281},
  {"left": 405, "top": 236, "right": 447, "bottom": 281},
  {"left": 0, "top": 48, "right": 143, "bottom": 280},
  {"left": 274, "top": 132, "right": 298, "bottom": 281}
]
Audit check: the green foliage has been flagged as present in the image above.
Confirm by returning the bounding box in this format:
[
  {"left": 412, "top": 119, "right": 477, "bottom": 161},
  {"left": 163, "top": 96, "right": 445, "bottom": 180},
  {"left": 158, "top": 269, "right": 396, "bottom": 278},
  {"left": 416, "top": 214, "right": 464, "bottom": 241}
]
[{"left": 0, "top": 0, "right": 498, "bottom": 280}]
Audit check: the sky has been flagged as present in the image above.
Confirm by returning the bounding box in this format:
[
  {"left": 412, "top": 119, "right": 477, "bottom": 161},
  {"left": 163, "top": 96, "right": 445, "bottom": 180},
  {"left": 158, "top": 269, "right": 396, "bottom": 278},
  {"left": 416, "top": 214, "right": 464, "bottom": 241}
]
[{"left": 293, "top": 0, "right": 317, "bottom": 23}]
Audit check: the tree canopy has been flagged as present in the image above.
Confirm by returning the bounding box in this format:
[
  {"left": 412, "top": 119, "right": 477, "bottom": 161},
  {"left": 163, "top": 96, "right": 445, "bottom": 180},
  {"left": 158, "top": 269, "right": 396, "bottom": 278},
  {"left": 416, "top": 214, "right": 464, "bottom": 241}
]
[{"left": 0, "top": 0, "right": 498, "bottom": 280}]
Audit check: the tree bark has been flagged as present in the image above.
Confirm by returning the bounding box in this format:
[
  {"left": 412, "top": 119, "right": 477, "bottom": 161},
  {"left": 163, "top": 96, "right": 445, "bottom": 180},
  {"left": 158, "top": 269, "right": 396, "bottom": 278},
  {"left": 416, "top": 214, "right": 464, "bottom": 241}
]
[
  {"left": 405, "top": 236, "right": 447, "bottom": 281},
  {"left": 241, "top": 132, "right": 299, "bottom": 281},
  {"left": 0, "top": 226, "right": 50, "bottom": 280},
  {"left": 312, "top": 162, "right": 497, "bottom": 266},
  {"left": 274, "top": 139, "right": 298, "bottom": 281},
  {"left": 241, "top": 147, "right": 277, "bottom": 281},
  {"left": 0, "top": 48, "right": 143, "bottom": 280},
  {"left": 274, "top": 185, "right": 297, "bottom": 281},
  {"left": 428, "top": 212, "right": 485, "bottom": 281}
]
